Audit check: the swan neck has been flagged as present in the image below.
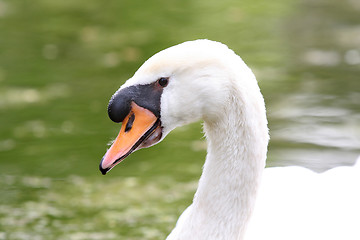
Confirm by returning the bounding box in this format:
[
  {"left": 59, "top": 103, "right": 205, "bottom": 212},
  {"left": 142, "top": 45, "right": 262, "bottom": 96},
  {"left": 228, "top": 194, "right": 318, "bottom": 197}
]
[{"left": 183, "top": 91, "right": 268, "bottom": 240}]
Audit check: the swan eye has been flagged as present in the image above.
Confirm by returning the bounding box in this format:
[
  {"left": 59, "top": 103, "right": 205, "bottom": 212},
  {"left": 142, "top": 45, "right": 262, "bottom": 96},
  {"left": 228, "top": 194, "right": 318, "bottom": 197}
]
[{"left": 157, "top": 77, "right": 169, "bottom": 87}]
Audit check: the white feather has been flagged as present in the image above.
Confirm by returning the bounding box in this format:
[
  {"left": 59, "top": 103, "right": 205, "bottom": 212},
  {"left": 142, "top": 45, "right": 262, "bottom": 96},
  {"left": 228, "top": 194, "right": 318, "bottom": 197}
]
[{"left": 119, "top": 39, "right": 360, "bottom": 240}]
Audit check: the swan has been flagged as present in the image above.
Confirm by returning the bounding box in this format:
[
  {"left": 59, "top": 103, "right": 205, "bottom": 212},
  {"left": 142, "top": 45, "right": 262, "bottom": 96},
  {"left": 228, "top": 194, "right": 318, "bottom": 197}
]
[{"left": 99, "top": 40, "right": 360, "bottom": 240}]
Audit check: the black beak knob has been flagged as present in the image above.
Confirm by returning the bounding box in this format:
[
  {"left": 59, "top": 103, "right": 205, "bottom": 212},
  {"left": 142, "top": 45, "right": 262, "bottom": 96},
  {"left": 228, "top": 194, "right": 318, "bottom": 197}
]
[{"left": 107, "top": 89, "right": 132, "bottom": 123}]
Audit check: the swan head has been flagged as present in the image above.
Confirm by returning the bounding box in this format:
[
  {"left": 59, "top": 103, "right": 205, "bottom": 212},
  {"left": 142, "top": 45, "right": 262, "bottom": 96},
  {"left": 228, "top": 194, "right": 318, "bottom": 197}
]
[{"left": 99, "top": 39, "right": 259, "bottom": 174}]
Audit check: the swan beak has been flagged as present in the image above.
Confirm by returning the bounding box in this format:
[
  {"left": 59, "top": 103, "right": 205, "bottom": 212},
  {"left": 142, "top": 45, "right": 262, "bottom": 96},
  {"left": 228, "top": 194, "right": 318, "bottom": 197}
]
[{"left": 99, "top": 102, "right": 160, "bottom": 175}]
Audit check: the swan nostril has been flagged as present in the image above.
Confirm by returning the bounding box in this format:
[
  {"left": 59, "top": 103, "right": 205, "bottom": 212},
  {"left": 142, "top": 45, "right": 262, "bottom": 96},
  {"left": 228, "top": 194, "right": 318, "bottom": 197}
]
[{"left": 125, "top": 113, "right": 135, "bottom": 132}]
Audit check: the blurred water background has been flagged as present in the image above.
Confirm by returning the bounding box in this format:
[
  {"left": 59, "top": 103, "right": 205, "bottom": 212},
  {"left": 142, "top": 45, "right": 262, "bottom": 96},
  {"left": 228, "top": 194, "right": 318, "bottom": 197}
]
[{"left": 0, "top": 0, "right": 359, "bottom": 239}]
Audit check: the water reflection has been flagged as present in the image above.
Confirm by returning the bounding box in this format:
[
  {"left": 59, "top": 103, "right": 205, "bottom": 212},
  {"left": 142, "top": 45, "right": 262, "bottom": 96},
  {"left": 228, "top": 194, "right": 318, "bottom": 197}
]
[{"left": 264, "top": 0, "right": 360, "bottom": 170}]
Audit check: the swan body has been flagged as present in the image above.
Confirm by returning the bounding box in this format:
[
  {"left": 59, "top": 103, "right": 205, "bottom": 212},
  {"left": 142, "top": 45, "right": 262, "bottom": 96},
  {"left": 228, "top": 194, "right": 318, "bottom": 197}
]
[
  {"left": 246, "top": 163, "right": 360, "bottom": 240},
  {"left": 100, "top": 40, "right": 360, "bottom": 240}
]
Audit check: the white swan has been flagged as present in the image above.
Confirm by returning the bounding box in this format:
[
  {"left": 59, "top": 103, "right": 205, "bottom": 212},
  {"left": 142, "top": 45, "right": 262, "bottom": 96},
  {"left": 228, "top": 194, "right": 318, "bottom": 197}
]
[{"left": 99, "top": 39, "right": 360, "bottom": 240}]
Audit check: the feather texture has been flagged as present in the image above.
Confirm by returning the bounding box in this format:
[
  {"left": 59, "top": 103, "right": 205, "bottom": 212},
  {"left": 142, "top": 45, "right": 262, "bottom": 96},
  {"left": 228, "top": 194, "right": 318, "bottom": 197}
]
[{"left": 115, "top": 40, "right": 360, "bottom": 240}]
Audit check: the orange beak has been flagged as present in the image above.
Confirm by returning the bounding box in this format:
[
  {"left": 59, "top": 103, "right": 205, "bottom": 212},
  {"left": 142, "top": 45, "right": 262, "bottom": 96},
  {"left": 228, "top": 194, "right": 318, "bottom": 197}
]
[{"left": 99, "top": 102, "right": 161, "bottom": 175}]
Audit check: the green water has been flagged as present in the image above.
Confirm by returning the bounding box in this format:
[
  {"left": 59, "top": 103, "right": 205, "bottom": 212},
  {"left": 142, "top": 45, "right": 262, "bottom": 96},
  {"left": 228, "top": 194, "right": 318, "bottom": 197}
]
[{"left": 0, "top": 0, "right": 359, "bottom": 239}]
